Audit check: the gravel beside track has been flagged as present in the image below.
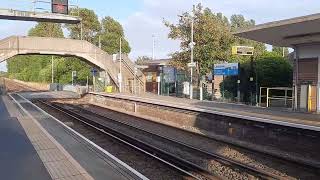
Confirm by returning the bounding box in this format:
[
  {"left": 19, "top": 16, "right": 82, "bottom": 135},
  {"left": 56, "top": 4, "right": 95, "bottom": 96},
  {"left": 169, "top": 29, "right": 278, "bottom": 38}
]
[
  {"left": 4, "top": 79, "right": 320, "bottom": 180},
  {"left": 54, "top": 100, "right": 320, "bottom": 180},
  {"left": 54, "top": 103, "right": 249, "bottom": 179},
  {"left": 33, "top": 101, "right": 192, "bottom": 180},
  {"left": 36, "top": 100, "right": 222, "bottom": 179}
]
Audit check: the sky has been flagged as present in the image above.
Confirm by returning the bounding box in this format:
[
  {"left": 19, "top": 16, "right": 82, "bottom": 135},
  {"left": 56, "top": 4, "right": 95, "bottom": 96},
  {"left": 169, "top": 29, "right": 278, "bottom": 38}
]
[{"left": 1, "top": 0, "right": 320, "bottom": 71}]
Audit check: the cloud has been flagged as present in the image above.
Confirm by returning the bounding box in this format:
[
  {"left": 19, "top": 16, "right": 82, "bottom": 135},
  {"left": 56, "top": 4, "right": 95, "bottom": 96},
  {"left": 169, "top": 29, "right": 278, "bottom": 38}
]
[{"left": 124, "top": 0, "right": 320, "bottom": 60}]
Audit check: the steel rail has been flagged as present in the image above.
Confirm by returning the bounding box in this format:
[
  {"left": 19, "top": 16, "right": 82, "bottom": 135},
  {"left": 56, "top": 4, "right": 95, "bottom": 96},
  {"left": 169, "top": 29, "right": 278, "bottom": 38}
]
[
  {"left": 38, "top": 100, "right": 219, "bottom": 180},
  {"left": 63, "top": 103, "right": 294, "bottom": 180}
]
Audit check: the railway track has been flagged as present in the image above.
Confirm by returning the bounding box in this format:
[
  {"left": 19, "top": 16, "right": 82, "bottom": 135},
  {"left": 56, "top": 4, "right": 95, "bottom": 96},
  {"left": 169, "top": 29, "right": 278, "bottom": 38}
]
[
  {"left": 36, "top": 100, "right": 290, "bottom": 180},
  {"left": 37, "top": 100, "right": 220, "bottom": 180},
  {"left": 6, "top": 80, "right": 319, "bottom": 179},
  {"left": 2, "top": 78, "right": 38, "bottom": 92}
]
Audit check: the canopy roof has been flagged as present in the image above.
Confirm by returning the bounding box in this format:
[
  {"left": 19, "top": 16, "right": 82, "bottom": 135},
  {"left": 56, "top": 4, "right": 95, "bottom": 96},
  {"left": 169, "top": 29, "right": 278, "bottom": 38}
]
[{"left": 233, "top": 13, "right": 320, "bottom": 47}]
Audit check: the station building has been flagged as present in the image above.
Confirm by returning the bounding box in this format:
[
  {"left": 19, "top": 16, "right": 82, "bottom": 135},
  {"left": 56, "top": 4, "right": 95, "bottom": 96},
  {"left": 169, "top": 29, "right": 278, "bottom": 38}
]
[
  {"left": 140, "top": 59, "right": 177, "bottom": 95},
  {"left": 234, "top": 13, "right": 320, "bottom": 113}
]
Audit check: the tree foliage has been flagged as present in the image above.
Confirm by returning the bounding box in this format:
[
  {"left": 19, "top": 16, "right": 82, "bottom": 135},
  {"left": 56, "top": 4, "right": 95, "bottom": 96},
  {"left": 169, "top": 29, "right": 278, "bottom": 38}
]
[
  {"left": 222, "top": 52, "right": 293, "bottom": 102},
  {"left": 7, "top": 22, "right": 93, "bottom": 84},
  {"left": 230, "top": 14, "right": 266, "bottom": 61},
  {"left": 98, "top": 16, "right": 131, "bottom": 54},
  {"left": 165, "top": 5, "right": 233, "bottom": 75},
  {"left": 66, "top": 8, "right": 101, "bottom": 42},
  {"left": 165, "top": 4, "right": 266, "bottom": 75},
  {"left": 7, "top": 8, "right": 131, "bottom": 85},
  {"left": 29, "top": 22, "right": 64, "bottom": 38},
  {"left": 272, "top": 46, "right": 289, "bottom": 57}
]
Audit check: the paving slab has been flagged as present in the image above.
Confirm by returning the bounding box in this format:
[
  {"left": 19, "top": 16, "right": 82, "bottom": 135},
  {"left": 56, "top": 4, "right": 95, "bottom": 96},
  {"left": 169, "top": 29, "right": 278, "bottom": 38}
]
[
  {"left": 0, "top": 96, "right": 51, "bottom": 180},
  {"left": 10, "top": 93, "right": 147, "bottom": 180}
]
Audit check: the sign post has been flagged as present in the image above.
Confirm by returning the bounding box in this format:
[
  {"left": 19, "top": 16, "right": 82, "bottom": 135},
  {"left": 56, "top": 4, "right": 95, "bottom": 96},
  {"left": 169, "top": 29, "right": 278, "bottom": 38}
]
[
  {"left": 72, "top": 71, "right": 77, "bottom": 86},
  {"left": 156, "top": 76, "right": 161, "bottom": 95},
  {"left": 188, "top": 62, "right": 196, "bottom": 99},
  {"left": 91, "top": 68, "right": 97, "bottom": 92},
  {"left": 232, "top": 46, "right": 256, "bottom": 105}
]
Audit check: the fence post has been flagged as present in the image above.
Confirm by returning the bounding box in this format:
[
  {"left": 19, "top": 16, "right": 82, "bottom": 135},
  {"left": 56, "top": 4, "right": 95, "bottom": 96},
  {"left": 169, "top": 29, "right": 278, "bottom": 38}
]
[
  {"left": 266, "top": 88, "right": 269, "bottom": 108},
  {"left": 285, "top": 89, "right": 288, "bottom": 106}
]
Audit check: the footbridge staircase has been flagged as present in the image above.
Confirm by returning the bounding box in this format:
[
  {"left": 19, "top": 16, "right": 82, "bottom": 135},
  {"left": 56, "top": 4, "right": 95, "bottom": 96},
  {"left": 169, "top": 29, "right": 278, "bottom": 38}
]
[{"left": 0, "top": 36, "right": 145, "bottom": 93}]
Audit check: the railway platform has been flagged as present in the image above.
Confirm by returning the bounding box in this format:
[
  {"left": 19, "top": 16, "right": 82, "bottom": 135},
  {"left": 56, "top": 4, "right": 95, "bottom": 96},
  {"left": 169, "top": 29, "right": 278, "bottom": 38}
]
[
  {"left": 91, "top": 92, "right": 320, "bottom": 131},
  {"left": 1, "top": 93, "right": 147, "bottom": 180},
  {"left": 0, "top": 96, "right": 51, "bottom": 180}
]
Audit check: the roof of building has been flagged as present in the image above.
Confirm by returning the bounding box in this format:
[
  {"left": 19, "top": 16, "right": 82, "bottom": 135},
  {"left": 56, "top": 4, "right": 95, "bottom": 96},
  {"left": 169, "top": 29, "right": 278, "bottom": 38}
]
[
  {"left": 233, "top": 13, "right": 320, "bottom": 47},
  {"left": 144, "top": 59, "right": 172, "bottom": 66}
]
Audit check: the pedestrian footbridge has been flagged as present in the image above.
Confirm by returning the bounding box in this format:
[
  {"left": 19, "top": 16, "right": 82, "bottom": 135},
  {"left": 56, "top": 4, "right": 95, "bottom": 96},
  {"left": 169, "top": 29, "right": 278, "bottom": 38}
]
[{"left": 0, "top": 36, "right": 145, "bottom": 93}]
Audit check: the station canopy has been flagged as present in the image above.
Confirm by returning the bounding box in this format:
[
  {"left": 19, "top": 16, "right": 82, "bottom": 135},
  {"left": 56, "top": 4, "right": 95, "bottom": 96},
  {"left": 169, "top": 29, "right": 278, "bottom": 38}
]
[{"left": 233, "top": 13, "right": 320, "bottom": 47}]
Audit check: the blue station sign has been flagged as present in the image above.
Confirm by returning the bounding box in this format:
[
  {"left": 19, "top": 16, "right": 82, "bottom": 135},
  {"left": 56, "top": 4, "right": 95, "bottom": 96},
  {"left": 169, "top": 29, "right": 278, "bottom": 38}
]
[{"left": 214, "top": 63, "right": 239, "bottom": 76}]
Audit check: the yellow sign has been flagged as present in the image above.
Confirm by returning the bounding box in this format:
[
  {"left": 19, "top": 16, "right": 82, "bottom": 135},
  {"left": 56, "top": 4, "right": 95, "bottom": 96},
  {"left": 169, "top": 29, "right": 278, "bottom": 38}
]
[{"left": 232, "top": 46, "right": 254, "bottom": 56}]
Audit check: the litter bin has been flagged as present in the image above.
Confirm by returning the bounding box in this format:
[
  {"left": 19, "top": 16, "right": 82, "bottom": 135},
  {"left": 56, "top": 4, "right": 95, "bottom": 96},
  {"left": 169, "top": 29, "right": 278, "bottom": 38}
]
[{"left": 105, "top": 86, "right": 113, "bottom": 93}]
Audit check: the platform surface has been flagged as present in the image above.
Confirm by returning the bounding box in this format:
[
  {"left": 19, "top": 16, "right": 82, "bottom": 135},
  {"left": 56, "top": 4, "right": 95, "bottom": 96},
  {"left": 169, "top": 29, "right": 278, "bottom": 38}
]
[
  {"left": 11, "top": 93, "right": 146, "bottom": 180},
  {"left": 93, "top": 92, "right": 320, "bottom": 130},
  {"left": 20, "top": 91, "right": 80, "bottom": 100},
  {"left": 0, "top": 96, "right": 51, "bottom": 180}
]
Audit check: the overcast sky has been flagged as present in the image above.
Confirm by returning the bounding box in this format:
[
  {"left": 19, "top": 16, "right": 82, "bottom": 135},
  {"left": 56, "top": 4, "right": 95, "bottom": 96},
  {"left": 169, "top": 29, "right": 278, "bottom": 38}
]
[{"left": 1, "top": 0, "right": 320, "bottom": 71}]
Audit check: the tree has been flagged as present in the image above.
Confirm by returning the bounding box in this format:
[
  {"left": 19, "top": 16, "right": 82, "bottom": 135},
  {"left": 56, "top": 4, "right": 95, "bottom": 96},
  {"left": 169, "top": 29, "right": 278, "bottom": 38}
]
[
  {"left": 7, "top": 21, "right": 93, "bottom": 84},
  {"left": 66, "top": 8, "right": 101, "bottom": 42},
  {"left": 164, "top": 4, "right": 234, "bottom": 75},
  {"left": 136, "top": 56, "right": 152, "bottom": 65},
  {"left": 29, "top": 22, "right": 64, "bottom": 38},
  {"left": 7, "top": 22, "right": 65, "bottom": 82},
  {"left": 98, "top": 16, "right": 131, "bottom": 54},
  {"left": 272, "top": 46, "right": 289, "bottom": 57}
]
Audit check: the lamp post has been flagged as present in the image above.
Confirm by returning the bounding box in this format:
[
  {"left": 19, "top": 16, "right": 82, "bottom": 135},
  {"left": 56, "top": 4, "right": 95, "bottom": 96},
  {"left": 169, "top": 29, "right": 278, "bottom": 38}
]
[
  {"left": 152, "top": 35, "right": 156, "bottom": 60},
  {"left": 51, "top": 56, "right": 54, "bottom": 84},
  {"left": 189, "top": 5, "right": 195, "bottom": 100},
  {"left": 119, "top": 37, "right": 122, "bottom": 93}
]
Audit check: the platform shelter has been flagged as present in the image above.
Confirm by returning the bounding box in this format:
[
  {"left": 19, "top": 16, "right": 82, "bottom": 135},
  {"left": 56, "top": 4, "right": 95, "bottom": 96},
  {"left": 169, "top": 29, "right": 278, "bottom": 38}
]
[{"left": 234, "top": 13, "right": 320, "bottom": 113}]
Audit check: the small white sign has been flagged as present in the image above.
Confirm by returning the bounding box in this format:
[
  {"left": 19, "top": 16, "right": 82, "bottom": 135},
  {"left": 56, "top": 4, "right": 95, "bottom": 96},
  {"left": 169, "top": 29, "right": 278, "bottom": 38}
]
[
  {"left": 113, "top": 54, "right": 118, "bottom": 62},
  {"left": 189, "top": 42, "right": 196, "bottom": 49},
  {"left": 156, "top": 76, "right": 161, "bottom": 83},
  {"left": 187, "top": 62, "right": 197, "bottom": 68},
  {"left": 118, "top": 73, "right": 122, "bottom": 83},
  {"left": 183, "top": 81, "right": 190, "bottom": 95},
  {"left": 72, "top": 71, "right": 77, "bottom": 77},
  {"left": 135, "top": 65, "right": 149, "bottom": 69}
]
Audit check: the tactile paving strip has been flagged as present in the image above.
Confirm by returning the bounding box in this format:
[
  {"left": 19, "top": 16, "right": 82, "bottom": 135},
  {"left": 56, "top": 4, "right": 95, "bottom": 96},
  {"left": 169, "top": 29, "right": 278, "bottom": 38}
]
[{"left": 6, "top": 95, "right": 94, "bottom": 180}]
